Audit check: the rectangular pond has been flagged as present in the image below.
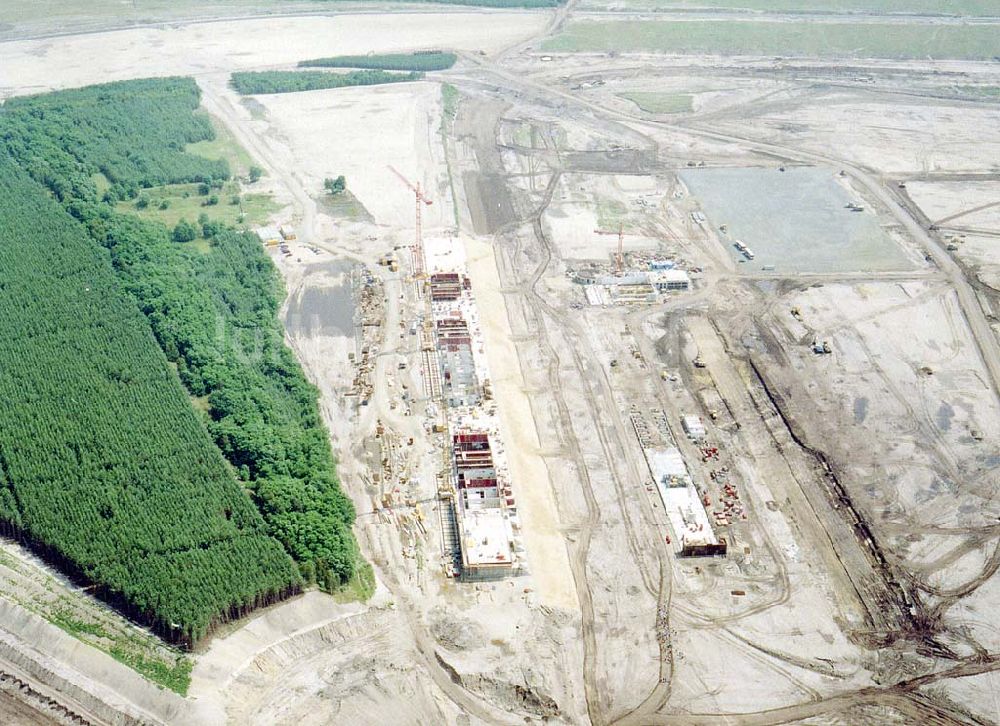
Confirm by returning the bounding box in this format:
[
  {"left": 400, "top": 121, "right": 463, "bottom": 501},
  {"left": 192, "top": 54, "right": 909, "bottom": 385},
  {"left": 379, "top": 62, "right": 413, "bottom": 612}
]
[{"left": 680, "top": 166, "right": 914, "bottom": 273}]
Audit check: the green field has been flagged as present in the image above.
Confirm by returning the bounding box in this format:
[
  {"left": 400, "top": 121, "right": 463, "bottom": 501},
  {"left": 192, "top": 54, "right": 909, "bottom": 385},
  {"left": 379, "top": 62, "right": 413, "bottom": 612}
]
[
  {"left": 619, "top": 91, "right": 693, "bottom": 113},
  {"left": 577, "top": 0, "right": 999, "bottom": 14},
  {"left": 186, "top": 116, "right": 257, "bottom": 178},
  {"left": 543, "top": 19, "right": 1000, "bottom": 59},
  {"left": 116, "top": 182, "right": 279, "bottom": 230},
  {"left": 318, "top": 189, "right": 374, "bottom": 222}
]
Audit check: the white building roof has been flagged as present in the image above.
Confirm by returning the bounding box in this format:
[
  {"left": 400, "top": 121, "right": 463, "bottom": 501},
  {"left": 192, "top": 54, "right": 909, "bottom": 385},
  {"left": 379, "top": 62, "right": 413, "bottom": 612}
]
[
  {"left": 659, "top": 483, "right": 718, "bottom": 547},
  {"left": 255, "top": 225, "right": 281, "bottom": 241},
  {"left": 585, "top": 285, "right": 612, "bottom": 306},
  {"left": 461, "top": 508, "right": 515, "bottom": 567},
  {"left": 647, "top": 446, "right": 691, "bottom": 488},
  {"left": 682, "top": 415, "right": 706, "bottom": 438},
  {"left": 423, "top": 236, "right": 466, "bottom": 273}
]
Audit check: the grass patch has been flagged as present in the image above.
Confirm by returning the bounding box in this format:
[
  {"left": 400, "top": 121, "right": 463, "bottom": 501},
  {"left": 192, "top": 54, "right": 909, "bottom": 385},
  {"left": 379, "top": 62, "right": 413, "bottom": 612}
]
[
  {"left": 619, "top": 91, "right": 693, "bottom": 113},
  {"left": 21, "top": 599, "right": 194, "bottom": 694},
  {"left": 331, "top": 561, "right": 376, "bottom": 604},
  {"left": 955, "top": 85, "right": 1000, "bottom": 99},
  {"left": 578, "top": 0, "right": 1000, "bottom": 14},
  {"left": 117, "top": 181, "right": 279, "bottom": 230},
  {"left": 49, "top": 609, "right": 190, "bottom": 692},
  {"left": 442, "top": 83, "right": 460, "bottom": 120},
  {"left": 596, "top": 198, "right": 629, "bottom": 229},
  {"left": 317, "top": 189, "right": 374, "bottom": 222},
  {"left": 543, "top": 19, "right": 1000, "bottom": 60},
  {"left": 50, "top": 610, "right": 110, "bottom": 639},
  {"left": 299, "top": 51, "right": 457, "bottom": 71},
  {"left": 110, "top": 647, "right": 192, "bottom": 694},
  {"left": 91, "top": 172, "right": 111, "bottom": 195},
  {"left": 512, "top": 123, "right": 534, "bottom": 147},
  {"left": 187, "top": 116, "right": 256, "bottom": 178}
]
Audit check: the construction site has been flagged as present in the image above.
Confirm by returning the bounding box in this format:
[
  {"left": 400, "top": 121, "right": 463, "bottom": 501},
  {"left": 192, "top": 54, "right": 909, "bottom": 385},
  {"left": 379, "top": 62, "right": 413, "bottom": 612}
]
[{"left": 2, "top": 3, "right": 1000, "bottom": 726}]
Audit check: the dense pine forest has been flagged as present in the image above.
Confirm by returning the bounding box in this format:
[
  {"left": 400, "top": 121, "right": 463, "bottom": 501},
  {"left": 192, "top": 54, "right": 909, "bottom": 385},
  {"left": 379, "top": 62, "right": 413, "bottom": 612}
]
[
  {"left": 299, "top": 51, "right": 457, "bottom": 71},
  {"left": 0, "top": 154, "right": 301, "bottom": 646},
  {"left": 0, "top": 78, "right": 363, "bottom": 646},
  {"left": 230, "top": 69, "right": 423, "bottom": 95}
]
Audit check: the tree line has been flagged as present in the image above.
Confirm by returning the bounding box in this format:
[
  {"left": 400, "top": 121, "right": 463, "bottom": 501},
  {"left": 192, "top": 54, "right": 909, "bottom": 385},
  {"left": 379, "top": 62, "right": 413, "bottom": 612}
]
[
  {"left": 299, "top": 51, "right": 457, "bottom": 72},
  {"left": 230, "top": 69, "right": 423, "bottom": 95}
]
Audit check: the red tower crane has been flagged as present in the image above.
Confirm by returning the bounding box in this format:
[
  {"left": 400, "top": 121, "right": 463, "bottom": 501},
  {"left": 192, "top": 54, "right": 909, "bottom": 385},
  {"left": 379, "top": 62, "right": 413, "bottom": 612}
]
[
  {"left": 389, "top": 166, "right": 433, "bottom": 277},
  {"left": 594, "top": 223, "right": 627, "bottom": 275}
]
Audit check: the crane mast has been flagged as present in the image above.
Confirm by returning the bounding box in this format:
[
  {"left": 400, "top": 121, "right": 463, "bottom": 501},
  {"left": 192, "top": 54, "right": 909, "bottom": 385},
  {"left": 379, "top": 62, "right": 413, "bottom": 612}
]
[
  {"left": 594, "top": 223, "right": 626, "bottom": 275},
  {"left": 388, "top": 166, "right": 433, "bottom": 278}
]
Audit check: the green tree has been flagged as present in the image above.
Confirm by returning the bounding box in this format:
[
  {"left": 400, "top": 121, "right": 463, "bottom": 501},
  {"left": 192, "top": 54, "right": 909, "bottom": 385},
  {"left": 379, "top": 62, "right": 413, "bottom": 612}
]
[
  {"left": 172, "top": 219, "right": 197, "bottom": 243},
  {"left": 248, "top": 166, "right": 263, "bottom": 183},
  {"left": 202, "top": 219, "right": 223, "bottom": 238},
  {"left": 323, "top": 176, "right": 346, "bottom": 196}
]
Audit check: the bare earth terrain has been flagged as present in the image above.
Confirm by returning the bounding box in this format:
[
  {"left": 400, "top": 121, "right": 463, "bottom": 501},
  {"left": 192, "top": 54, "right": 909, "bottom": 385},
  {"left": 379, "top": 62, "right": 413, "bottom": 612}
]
[{"left": 2, "top": 2, "right": 1000, "bottom": 725}]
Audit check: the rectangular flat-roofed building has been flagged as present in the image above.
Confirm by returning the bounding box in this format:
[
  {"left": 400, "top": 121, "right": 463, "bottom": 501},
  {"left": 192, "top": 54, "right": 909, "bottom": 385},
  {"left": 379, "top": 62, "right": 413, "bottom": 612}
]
[
  {"left": 459, "top": 508, "right": 515, "bottom": 581},
  {"left": 682, "top": 414, "right": 706, "bottom": 440}
]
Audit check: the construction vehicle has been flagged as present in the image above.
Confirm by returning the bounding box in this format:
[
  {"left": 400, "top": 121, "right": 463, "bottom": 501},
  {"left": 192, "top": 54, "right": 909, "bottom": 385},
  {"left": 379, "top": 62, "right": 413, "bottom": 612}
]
[{"left": 388, "top": 166, "right": 433, "bottom": 278}]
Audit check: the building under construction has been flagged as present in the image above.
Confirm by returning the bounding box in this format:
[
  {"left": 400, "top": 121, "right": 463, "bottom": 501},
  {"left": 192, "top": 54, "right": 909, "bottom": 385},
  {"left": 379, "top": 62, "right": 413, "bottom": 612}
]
[
  {"left": 631, "top": 408, "right": 727, "bottom": 557},
  {"left": 422, "top": 238, "right": 520, "bottom": 581},
  {"left": 451, "top": 432, "right": 517, "bottom": 578}
]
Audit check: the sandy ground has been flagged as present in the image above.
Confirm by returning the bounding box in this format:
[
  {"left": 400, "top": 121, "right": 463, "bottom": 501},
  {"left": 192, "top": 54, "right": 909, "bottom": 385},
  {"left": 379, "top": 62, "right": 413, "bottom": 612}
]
[
  {"left": 251, "top": 81, "right": 452, "bottom": 231},
  {"left": 188, "top": 592, "right": 367, "bottom": 723},
  {"left": 0, "top": 693, "right": 57, "bottom": 726},
  {"left": 930, "top": 671, "right": 1000, "bottom": 724},
  {"left": 0, "top": 12, "right": 546, "bottom": 97},
  {"left": 543, "top": 173, "right": 666, "bottom": 260},
  {"left": 716, "top": 92, "right": 1000, "bottom": 175},
  {"left": 464, "top": 237, "right": 579, "bottom": 612},
  {"left": 906, "top": 180, "right": 1000, "bottom": 227}
]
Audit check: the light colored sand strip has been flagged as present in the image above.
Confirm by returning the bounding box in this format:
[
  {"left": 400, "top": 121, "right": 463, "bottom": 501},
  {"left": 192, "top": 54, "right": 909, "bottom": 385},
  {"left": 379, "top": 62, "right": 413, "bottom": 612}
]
[
  {"left": 0, "top": 13, "right": 547, "bottom": 97},
  {"left": 463, "top": 237, "right": 579, "bottom": 613}
]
